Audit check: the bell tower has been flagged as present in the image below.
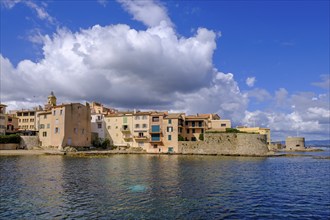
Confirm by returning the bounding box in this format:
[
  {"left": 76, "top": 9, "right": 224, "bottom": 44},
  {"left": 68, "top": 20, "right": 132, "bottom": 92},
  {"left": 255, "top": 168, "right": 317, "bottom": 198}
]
[{"left": 47, "top": 91, "right": 57, "bottom": 107}]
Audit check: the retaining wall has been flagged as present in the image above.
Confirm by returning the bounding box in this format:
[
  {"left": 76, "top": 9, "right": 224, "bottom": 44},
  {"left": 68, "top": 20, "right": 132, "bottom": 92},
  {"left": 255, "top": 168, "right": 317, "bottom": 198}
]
[
  {"left": 0, "top": 143, "right": 19, "bottom": 150},
  {"left": 179, "top": 133, "right": 269, "bottom": 156},
  {"left": 20, "top": 136, "right": 39, "bottom": 150}
]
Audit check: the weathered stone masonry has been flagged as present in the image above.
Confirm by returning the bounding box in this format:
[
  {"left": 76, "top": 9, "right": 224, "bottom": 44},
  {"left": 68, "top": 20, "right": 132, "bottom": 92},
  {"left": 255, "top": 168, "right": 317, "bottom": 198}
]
[{"left": 178, "top": 133, "right": 269, "bottom": 156}]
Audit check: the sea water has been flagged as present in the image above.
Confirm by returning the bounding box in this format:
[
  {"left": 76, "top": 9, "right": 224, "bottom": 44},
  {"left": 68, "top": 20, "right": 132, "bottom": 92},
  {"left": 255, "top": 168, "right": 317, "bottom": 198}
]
[{"left": 0, "top": 149, "right": 329, "bottom": 219}]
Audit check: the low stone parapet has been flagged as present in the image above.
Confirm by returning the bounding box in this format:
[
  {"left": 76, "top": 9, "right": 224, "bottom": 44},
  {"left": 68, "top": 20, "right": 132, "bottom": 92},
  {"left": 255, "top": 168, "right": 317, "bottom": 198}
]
[{"left": 0, "top": 143, "right": 19, "bottom": 150}]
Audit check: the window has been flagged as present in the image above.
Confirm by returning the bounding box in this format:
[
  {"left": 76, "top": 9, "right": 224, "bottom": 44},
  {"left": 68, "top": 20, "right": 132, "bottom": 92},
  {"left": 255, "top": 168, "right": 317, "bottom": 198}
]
[
  {"left": 55, "top": 119, "right": 59, "bottom": 125},
  {"left": 8, "top": 118, "right": 12, "bottom": 122},
  {"left": 123, "top": 117, "right": 127, "bottom": 124},
  {"left": 53, "top": 110, "right": 56, "bottom": 115},
  {"left": 44, "top": 115, "right": 47, "bottom": 119},
  {"left": 17, "top": 113, "right": 22, "bottom": 116},
  {"left": 30, "top": 125, "right": 33, "bottom": 129},
  {"left": 135, "top": 124, "right": 140, "bottom": 129},
  {"left": 201, "top": 129, "right": 204, "bottom": 133},
  {"left": 168, "top": 135, "right": 172, "bottom": 141},
  {"left": 142, "top": 116, "right": 147, "bottom": 120},
  {"left": 185, "top": 121, "right": 188, "bottom": 126},
  {"left": 152, "top": 117, "right": 159, "bottom": 122},
  {"left": 221, "top": 123, "right": 227, "bottom": 127},
  {"left": 42, "top": 132, "right": 47, "bottom": 137},
  {"left": 47, "top": 124, "right": 50, "bottom": 129},
  {"left": 30, "top": 118, "right": 34, "bottom": 122},
  {"left": 135, "top": 116, "right": 140, "bottom": 120},
  {"left": 138, "top": 132, "right": 144, "bottom": 137},
  {"left": 199, "top": 121, "right": 203, "bottom": 127},
  {"left": 153, "top": 144, "right": 158, "bottom": 148},
  {"left": 39, "top": 124, "right": 45, "bottom": 129},
  {"left": 192, "top": 122, "right": 195, "bottom": 127},
  {"left": 60, "top": 110, "right": 63, "bottom": 115},
  {"left": 151, "top": 125, "right": 160, "bottom": 132},
  {"left": 168, "top": 119, "right": 172, "bottom": 124},
  {"left": 55, "top": 127, "right": 59, "bottom": 134},
  {"left": 192, "top": 129, "right": 195, "bottom": 133},
  {"left": 167, "top": 127, "right": 173, "bottom": 132},
  {"left": 23, "top": 112, "right": 28, "bottom": 116},
  {"left": 82, "top": 129, "right": 85, "bottom": 134},
  {"left": 74, "top": 128, "right": 78, "bottom": 134},
  {"left": 187, "top": 129, "right": 190, "bottom": 134},
  {"left": 108, "top": 126, "right": 111, "bottom": 129},
  {"left": 30, "top": 112, "right": 35, "bottom": 116},
  {"left": 151, "top": 134, "right": 160, "bottom": 141},
  {"left": 19, "top": 119, "right": 21, "bottom": 122},
  {"left": 142, "top": 124, "right": 147, "bottom": 128},
  {"left": 98, "top": 124, "right": 102, "bottom": 129},
  {"left": 97, "top": 115, "right": 101, "bottom": 120}
]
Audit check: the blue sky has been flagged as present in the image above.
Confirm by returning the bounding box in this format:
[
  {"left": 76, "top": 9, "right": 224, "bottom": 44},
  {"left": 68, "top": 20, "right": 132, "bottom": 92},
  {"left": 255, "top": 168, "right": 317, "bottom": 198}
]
[{"left": 0, "top": 0, "right": 329, "bottom": 141}]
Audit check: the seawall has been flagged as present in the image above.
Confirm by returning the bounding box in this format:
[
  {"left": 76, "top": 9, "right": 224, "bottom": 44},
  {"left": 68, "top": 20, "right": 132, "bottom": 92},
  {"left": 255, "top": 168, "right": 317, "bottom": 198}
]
[
  {"left": 20, "top": 136, "right": 39, "bottom": 150},
  {"left": 179, "top": 133, "right": 269, "bottom": 156}
]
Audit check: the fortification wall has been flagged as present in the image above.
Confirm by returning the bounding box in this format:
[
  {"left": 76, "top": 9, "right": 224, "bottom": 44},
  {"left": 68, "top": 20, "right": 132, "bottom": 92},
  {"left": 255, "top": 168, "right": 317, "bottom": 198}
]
[
  {"left": 179, "top": 133, "right": 269, "bottom": 156},
  {"left": 20, "top": 136, "right": 39, "bottom": 150},
  {"left": 285, "top": 137, "right": 305, "bottom": 150}
]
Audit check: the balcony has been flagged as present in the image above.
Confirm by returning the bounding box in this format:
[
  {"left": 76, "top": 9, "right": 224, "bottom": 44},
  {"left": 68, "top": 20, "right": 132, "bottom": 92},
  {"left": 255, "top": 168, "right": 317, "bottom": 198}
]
[
  {"left": 134, "top": 136, "right": 149, "bottom": 140},
  {"left": 123, "top": 134, "right": 133, "bottom": 140},
  {"left": 120, "top": 126, "right": 131, "bottom": 133}
]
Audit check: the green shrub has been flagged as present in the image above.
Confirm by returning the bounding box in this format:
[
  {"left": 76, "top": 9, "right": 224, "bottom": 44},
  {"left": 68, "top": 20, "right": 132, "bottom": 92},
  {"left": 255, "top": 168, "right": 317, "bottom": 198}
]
[
  {"left": 225, "top": 128, "right": 242, "bottom": 133},
  {"left": 199, "top": 133, "right": 204, "bottom": 141},
  {"left": 92, "top": 138, "right": 110, "bottom": 149},
  {"left": 101, "top": 138, "right": 110, "bottom": 149},
  {"left": 178, "top": 135, "right": 185, "bottom": 141},
  {"left": 0, "top": 134, "right": 21, "bottom": 144}
]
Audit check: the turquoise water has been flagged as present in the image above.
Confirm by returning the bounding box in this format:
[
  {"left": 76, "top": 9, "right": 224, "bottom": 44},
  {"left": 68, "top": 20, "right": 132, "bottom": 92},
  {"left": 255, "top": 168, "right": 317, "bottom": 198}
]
[{"left": 1, "top": 150, "right": 329, "bottom": 219}]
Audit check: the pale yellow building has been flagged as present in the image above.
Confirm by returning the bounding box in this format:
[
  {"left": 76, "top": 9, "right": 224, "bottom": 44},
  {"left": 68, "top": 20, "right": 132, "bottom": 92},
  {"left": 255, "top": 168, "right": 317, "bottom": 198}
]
[
  {"left": 236, "top": 126, "right": 271, "bottom": 144},
  {"left": 105, "top": 111, "right": 184, "bottom": 153},
  {"left": 132, "top": 112, "right": 150, "bottom": 150},
  {"left": 11, "top": 109, "right": 38, "bottom": 131},
  {"left": 104, "top": 112, "right": 134, "bottom": 148},
  {"left": 0, "top": 104, "right": 6, "bottom": 135}
]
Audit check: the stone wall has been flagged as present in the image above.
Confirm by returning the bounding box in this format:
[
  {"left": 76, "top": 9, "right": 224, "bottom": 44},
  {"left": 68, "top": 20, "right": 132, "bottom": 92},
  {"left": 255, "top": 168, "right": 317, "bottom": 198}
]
[
  {"left": 285, "top": 137, "right": 305, "bottom": 150},
  {"left": 20, "top": 136, "right": 39, "bottom": 150},
  {"left": 179, "top": 133, "right": 269, "bottom": 156},
  {"left": 0, "top": 143, "right": 19, "bottom": 150}
]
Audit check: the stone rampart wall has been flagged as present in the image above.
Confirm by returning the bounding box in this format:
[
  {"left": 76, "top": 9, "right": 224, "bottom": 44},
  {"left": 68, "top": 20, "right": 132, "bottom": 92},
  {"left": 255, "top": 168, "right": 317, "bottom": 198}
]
[
  {"left": 0, "top": 143, "right": 19, "bottom": 150},
  {"left": 179, "top": 133, "right": 269, "bottom": 156},
  {"left": 20, "top": 136, "right": 39, "bottom": 150}
]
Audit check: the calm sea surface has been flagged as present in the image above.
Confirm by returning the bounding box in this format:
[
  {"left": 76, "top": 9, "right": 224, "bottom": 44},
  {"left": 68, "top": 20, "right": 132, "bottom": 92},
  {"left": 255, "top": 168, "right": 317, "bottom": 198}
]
[{"left": 1, "top": 149, "right": 330, "bottom": 219}]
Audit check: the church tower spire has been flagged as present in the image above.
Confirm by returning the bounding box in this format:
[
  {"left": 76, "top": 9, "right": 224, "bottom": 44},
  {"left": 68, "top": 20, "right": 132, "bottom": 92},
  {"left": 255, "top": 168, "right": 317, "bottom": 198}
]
[{"left": 45, "top": 91, "right": 57, "bottom": 110}]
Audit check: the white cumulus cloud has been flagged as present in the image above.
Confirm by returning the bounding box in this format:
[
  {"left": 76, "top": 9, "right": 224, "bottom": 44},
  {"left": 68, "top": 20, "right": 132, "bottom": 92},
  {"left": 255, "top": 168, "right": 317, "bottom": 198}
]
[
  {"left": 117, "top": 0, "right": 173, "bottom": 27},
  {"left": 246, "top": 76, "right": 256, "bottom": 87}
]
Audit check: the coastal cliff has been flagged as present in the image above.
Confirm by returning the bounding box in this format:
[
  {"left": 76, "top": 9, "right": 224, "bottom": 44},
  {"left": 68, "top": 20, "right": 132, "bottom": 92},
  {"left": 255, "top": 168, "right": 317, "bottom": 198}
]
[{"left": 179, "top": 133, "right": 269, "bottom": 156}]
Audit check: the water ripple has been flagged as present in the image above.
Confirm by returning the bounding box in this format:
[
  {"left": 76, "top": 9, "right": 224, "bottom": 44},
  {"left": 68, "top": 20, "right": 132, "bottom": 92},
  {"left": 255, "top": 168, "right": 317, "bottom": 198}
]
[{"left": 0, "top": 154, "right": 329, "bottom": 219}]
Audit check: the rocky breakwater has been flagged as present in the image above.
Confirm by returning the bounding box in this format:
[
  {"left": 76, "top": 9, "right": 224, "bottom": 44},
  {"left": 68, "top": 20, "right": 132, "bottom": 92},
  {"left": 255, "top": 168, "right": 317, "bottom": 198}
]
[{"left": 179, "top": 133, "right": 269, "bottom": 156}]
